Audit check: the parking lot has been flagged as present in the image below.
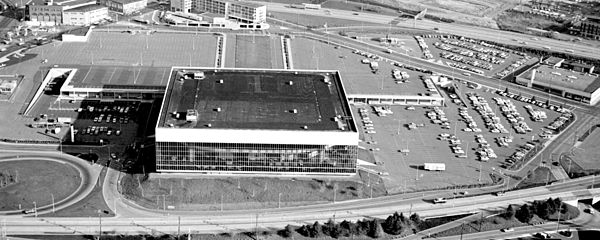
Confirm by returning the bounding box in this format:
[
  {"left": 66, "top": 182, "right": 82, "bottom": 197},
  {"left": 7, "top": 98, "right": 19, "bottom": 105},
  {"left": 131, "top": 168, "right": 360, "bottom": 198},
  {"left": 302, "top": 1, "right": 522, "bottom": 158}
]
[
  {"left": 27, "top": 31, "right": 218, "bottom": 68},
  {"left": 224, "top": 34, "right": 284, "bottom": 68},
  {"left": 354, "top": 80, "right": 569, "bottom": 192},
  {"left": 291, "top": 37, "right": 435, "bottom": 97},
  {"left": 418, "top": 35, "right": 537, "bottom": 78}
]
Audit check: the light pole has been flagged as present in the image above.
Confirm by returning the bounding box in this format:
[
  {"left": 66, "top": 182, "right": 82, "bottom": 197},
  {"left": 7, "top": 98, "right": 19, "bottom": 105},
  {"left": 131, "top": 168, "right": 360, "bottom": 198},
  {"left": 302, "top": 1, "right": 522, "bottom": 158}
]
[
  {"left": 278, "top": 192, "right": 282, "bottom": 208},
  {"left": 51, "top": 193, "right": 55, "bottom": 213},
  {"left": 33, "top": 201, "right": 37, "bottom": 218}
]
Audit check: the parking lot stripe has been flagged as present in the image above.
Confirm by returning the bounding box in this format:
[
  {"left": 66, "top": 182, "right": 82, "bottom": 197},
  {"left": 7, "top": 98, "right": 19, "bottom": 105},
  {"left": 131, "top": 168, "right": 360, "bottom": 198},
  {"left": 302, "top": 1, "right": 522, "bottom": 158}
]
[
  {"left": 81, "top": 67, "right": 92, "bottom": 83},
  {"left": 107, "top": 67, "right": 117, "bottom": 84}
]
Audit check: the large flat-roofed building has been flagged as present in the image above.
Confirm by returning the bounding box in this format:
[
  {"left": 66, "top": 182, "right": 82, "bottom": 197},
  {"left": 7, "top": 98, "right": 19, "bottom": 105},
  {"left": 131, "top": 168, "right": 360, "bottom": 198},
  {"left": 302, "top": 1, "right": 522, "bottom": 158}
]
[
  {"left": 155, "top": 68, "right": 358, "bottom": 175},
  {"left": 580, "top": 16, "right": 600, "bottom": 40},
  {"left": 515, "top": 64, "right": 600, "bottom": 105}
]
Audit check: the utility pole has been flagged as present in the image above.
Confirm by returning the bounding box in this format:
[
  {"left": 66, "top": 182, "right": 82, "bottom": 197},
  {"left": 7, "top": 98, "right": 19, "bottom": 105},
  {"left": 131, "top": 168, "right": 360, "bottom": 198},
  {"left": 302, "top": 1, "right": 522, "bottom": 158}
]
[
  {"left": 51, "top": 193, "right": 55, "bottom": 213},
  {"left": 33, "top": 202, "right": 37, "bottom": 218},
  {"left": 278, "top": 193, "right": 282, "bottom": 208},
  {"left": 178, "top": 216, "right": 181, "bottom": 238},
  {"left": 98, "top": 211, "right": 102, "bottom": 239}
]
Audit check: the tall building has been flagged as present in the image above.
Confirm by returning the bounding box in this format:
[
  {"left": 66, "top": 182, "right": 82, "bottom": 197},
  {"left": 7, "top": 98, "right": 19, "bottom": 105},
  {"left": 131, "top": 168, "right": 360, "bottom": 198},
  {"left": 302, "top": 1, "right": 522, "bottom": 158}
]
[
  {"left": 170, "top": 0, "right": 191, "bottom": 13},
  {"left": 580, "top": 16, "right": 600, "bottom": 40},
  {"left": 155, "top": 68, "right": 358, "bottom": 175}
]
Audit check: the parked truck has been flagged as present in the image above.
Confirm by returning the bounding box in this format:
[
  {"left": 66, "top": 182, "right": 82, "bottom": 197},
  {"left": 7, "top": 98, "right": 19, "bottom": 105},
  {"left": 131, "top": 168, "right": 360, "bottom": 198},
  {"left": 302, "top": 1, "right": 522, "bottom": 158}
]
[{"left": 424, "top": 163, "right": 445, "bottom": 171}]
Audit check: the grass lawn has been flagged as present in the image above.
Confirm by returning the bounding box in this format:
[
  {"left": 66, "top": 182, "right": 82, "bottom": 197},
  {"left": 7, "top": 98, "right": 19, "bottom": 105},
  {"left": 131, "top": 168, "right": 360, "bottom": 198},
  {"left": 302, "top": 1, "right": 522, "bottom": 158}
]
[
  {"left": 0, "top": 160, "right": 81, "bottom": 211},
  {"left": 120, "top": 173, "right": 386, "bottom": 211},
  {"left": 430, "top": 213, "right": 538, "bottom": 238},
  {"left": 430, "top": 204, "right": 579, "bottom": 238},
  {"left": 569, "top": 127, "right": 600, "bottom": 174},
  {"left": 42, "top": 168, "right": 114, "bottom": 217},
  {"left": 516, "top": 167, "right": 556, "bottom": 189}
]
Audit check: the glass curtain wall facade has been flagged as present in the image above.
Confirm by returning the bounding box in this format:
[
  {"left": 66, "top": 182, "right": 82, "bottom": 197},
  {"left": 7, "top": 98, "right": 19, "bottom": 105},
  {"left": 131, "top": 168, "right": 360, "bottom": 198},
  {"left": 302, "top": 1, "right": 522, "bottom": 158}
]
[{"left": 156, "top": 142, "right": 357, "bottom": 174}]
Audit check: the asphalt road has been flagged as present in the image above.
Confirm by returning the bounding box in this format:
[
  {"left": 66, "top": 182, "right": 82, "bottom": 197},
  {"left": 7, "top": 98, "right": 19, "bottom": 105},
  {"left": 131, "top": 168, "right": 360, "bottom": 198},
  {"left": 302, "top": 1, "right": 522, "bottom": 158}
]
[
  {"left": 0, "top": 148, "right": 101, "bottom": 215},
  {"left": 259, "top": 1, "right": 600, "bottom": 60}
]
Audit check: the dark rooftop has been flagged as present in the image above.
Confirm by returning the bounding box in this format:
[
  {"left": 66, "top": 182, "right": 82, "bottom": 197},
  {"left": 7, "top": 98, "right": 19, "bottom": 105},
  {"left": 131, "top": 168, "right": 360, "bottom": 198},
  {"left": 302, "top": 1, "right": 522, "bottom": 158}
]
[
  {"left": 63, "top": 26, "right": 91, "bottom": 36},
  {"left": 158, "top": 68, "right": 356, "bottom": 132}
]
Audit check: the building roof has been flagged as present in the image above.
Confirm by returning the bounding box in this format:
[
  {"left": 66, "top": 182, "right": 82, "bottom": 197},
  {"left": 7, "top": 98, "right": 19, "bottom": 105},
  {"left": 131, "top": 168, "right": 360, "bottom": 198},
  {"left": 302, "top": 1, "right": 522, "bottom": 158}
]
[
  {"left": 544, "top": 56, "right": 563, "bottom": 66},
  {"left": 586, "top": 16, "right": 600, "bottom": 24},
  {"left": 28, "top": 0, "right": 95, "bottom": 6},
  {"left": 65, "top": 4, "right": 106, "bottom": 12},
  {"left": 109, "top": 0, "right": 146, "bottom": 4},
  {"left": 158, "top": 68, "right": 356, "bottom": 132},
  {"left": 569, "top": 62, "right": 595, "bottom": 69},
  {"left": 524, "top": 65, "right": 600, "bottom": 93},
  {"left": 63, "top": 65, "right": 169, "bottom": 89},
  {"left": 63, "top": 26, "right": 91, "bottom": 36},
  {"left": 228, "top": 0, "right": 264, "bottom": 8}
]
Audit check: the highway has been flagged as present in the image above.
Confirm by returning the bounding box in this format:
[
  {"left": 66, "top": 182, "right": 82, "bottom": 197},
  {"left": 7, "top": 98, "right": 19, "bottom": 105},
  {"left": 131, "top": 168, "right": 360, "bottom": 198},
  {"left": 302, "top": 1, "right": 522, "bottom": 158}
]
[
  {"left": 258, "top": 1, "right": 600, "bottom": 60},
  {"left": 0, "top": 176, "right": 598, "bottom": 235}
]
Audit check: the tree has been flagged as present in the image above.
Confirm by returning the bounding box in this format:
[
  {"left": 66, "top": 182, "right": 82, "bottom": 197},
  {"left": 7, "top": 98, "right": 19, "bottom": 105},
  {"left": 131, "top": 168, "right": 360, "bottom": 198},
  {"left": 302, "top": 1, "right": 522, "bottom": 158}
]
[
  {"left": 368, "top": 219, "right": 384, "bottom": 238},
  {"left": 409, "top": 213, "right": 421, "bottom": 225},
  {"left": 340, "top": 220, "right": 354, "bottom": 236},
  {"left": 297, "top": 225, "right": 310, "bottom": 237},
  {"left": 383, "top": 212, "right": 404, "bottom": 235},
  {"left": 324, "top": 219, "right": 341, "bottom": 238},
  {"left": 505, "top": 205, "right": 515, "bottom": 219},
  {"left": 516, "top": 205, "right": 533, "bottom": 223},
  {"left": 278, "top": 224, "right": 295, "bottom": 238},
  {"left": 310, "top": 221, "right": 322, "bottom": 237},
  {"left": 356, "top": 219, "right": 370, "bottom": 236}
]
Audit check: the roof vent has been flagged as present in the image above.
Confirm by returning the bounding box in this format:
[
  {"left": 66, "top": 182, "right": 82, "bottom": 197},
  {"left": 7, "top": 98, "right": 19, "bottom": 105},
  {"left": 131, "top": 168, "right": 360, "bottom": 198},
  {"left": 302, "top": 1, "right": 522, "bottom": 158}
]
[
  {"left": 288, "top": 81, "right": 293, "bottom": 85},
  {"left": 219, "top": 79, "right": 224, "bottom": 84},
  {"left": 215, "top": 107, "right": 222, "bottom": 112},
  {"left": 295, "top": 71, "right": 298, "bottom": 75},
  {"left": 302, "top": 125, "right": 308, "bottom": 130},
  {"left": 206, "top": 123, "right": 212, "bottom": 128},
  {"left": 292, "top": 109, "right": 298, "bottom": 113},
  {"left": 168, "top": 123, "right": 174, "bottom": 127}
]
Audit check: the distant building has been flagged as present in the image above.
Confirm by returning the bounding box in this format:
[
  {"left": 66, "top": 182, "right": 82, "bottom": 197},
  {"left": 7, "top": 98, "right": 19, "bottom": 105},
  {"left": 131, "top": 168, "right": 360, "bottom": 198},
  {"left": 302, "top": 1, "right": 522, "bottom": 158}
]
[
  {"left": 580, "top": 16, "right": 600, "bottom": 40},
  {"left": 98, "top": 0, "right": 147, "bottom": 15},
  {"left": 0, "top": 79, "right": 18, "bottom": 94},
  {"left": 63, "top": 5, "right": 107, "bottom": 25},
  {"left": 27, "top": 0, "right": 102, "bottom": 25},
  {"left": 170, "top": 0, "right": 191, "bottom": 13},
  {"left": 171, "top": 0, "right": 266, "bottom": 24},
  {"left": 61, "top": 26, "right": 95, "bottom": 41},
  {"left": 515, "top": 61, "right": 600, "bottom": 105}
]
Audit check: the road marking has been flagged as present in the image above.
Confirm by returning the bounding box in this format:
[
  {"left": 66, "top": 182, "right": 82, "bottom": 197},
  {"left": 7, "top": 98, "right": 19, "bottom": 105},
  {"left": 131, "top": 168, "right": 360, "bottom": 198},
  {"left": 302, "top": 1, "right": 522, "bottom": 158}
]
[
  {"left": 107, "top": 67, "right": 117, "bottom": 83},
  {"left": 81, "top": 66, "right": 92, "bottom": 83}
]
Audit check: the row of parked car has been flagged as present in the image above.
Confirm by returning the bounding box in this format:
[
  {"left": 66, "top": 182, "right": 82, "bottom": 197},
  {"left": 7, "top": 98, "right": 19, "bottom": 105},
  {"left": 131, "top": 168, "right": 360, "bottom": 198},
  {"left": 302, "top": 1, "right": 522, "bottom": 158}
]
[
  {"left": 445, "top": 61, "right": 485, "bottom": 75},
  {"left": 440, "top": 51, "right": 493, "bottom": 71},
  {"left": 475, "top": 134, "right": 497, "bottom": 161},
  {"left": 414, "top": 36, "right": 433, "bottom": 59},
  {"left": 493, "top": 97, "right": 533, "bottom": 135},
  {"left": 466, "top": 93, "right": 509, "bottom": 134},
  {"left": 438, "top": 38, "right": 509, "bottom": 59},
  {"left": 75, "top": 125, "right": 121, "bottom": 136},
  {"left": 434, "top": 41, "right": 503, "bottom": 66}
]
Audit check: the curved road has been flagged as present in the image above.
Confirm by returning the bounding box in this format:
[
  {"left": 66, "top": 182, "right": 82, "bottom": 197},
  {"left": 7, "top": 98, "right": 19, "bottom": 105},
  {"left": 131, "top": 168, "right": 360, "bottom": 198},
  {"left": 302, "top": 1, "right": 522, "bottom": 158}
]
[{"left": 0, "top": 150, "right": 101, "bottom": 215}]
